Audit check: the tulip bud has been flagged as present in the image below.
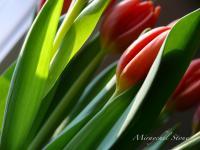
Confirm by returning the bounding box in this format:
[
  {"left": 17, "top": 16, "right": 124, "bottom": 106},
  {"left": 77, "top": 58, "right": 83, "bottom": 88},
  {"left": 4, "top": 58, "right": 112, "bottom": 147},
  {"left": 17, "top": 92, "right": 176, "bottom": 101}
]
[
  {"left": 192, "top": 105, "right": 200, "bottom": 134},
  {"left": 100, "top": 0, "right": 161, "bottom": 53},
  {"left": 166, "top": 59, "right": 200, "bottom": 111},
  {"left": 116, "top": 27, "right": 170, "bottom": 91},
  {"left": 38, "top": 0, "right": 72, "bottom": 14}
]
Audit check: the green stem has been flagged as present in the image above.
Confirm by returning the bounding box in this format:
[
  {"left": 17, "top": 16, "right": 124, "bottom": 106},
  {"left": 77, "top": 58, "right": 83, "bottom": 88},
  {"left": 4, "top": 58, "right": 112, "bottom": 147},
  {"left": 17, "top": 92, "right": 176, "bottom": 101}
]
[{"left": 51, "top": 0, "right": 87, "bottom": 59}]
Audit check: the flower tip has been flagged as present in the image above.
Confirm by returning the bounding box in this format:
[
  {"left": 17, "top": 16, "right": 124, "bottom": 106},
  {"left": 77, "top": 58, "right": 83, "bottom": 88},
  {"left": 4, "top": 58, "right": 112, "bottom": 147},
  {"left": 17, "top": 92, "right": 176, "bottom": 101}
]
[{"left": 154, "top": 5, "right": 161, "bottom": 17}]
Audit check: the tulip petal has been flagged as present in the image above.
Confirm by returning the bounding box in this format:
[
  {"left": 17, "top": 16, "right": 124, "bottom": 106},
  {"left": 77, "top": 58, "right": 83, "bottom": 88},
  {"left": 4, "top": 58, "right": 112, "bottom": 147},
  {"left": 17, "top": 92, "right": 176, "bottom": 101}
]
[
  {"left": 115, "top": 5, "right": 161, "bottom": 52},
  {"left": 118, "top": 30, "right": 169, "bottom": 90},
  {"left": 175, "top": 79, "right": 200, "bottom": 110},
  {"left": 116, "top": 27, "right": 170, "bottom": 77},
  {"left": 172, "top": 59, "right": 200, "bottom": 98}
]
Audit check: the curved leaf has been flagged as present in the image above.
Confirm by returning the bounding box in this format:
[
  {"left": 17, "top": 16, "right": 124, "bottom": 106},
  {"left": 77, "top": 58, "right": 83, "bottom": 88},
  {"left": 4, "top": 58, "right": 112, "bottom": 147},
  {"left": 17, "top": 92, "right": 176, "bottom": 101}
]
[
  {"left": 68, "top": 62, "right": 117, "bottom": 122},
  {"left": 29, "top": 40, "right": 105, "bottom": 149},
  {"left": 51, "top": 0, "right": 88, "bottom": 58},
  {"left": 45, "top": 0, "right": 112, "bottom": 95},
  {"left": 0, "top": 63, "right": 15, "bottom": 130},
  {"left": 64, "top": 85, "right": 140, "bottom": 150},
  {"left": 45, "top": 76, "right": 115, "bottom": 150},
  {"left": 27, "top": 34, "right": 102, "bottom": 144},
  {"left": 0, "top": 0, "right": 64, "bottom": 149}
]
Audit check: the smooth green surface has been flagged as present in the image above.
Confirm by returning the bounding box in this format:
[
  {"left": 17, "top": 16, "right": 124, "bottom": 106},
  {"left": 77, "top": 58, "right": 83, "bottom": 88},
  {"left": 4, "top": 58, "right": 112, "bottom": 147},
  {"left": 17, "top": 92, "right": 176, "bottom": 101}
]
[
  {"left": 0, "top": 0, "right": 64, "bottom": 149},
  {"left": 45, "top": 75, "right": 115, "bottom": 150},
  {"left": 51, "top": 0, "right": 87, "bottom": 58},
  {"left": 0, "top": 12, "right": 66, "bottom": 133},
  {"left": 45, "top": 0, "right": 112, "bottom": 96},
  {"left": 0, "top": 63, "right": 15, "bottom": 130},
  {"left": 0, "top": 78, "right": 9, "bottom": 131},
  {"left": 28, "top": 34, "right": 102, "bottom": 146},
  {"left": 68, "top": 62, "right": 117, "bottom": 122},
  {"left": 64, "top": 85, "right": 140, "bottom": 150},
  {"left": 29, "top": 42, "right": 105, "bottom": 149}
]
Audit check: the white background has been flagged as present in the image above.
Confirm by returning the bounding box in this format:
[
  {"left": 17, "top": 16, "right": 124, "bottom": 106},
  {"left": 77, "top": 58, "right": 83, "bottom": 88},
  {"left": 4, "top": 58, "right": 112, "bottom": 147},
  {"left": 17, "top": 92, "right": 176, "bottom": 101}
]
[{"left": 0, "top": 0, "right": 38, "bottom": 63}]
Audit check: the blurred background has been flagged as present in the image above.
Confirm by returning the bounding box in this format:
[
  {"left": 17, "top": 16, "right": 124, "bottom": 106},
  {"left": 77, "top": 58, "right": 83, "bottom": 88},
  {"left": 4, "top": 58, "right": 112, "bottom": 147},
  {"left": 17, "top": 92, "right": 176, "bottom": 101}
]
[{"left": 0, "top": 0, "right": 199, "bottom": 149}]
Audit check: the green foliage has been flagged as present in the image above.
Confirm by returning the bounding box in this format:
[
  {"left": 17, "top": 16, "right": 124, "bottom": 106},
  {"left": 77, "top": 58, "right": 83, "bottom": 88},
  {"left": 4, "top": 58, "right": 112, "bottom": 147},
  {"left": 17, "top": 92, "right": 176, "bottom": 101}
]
[{"left": 0, "top": 0, "right": 64, "bottom": 149}]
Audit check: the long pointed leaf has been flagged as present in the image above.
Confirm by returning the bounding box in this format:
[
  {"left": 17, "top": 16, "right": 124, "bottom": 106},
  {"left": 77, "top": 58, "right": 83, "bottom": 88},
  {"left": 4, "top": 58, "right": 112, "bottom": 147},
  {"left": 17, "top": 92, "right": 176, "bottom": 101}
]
[
  {"left": 0, "top": 63, "right": 15, "bottom": 130},
  {"left": 64, "top": 85, "right": 141, "bottom": 150},
  {"left": 0, "top": 0, "right": 64, "bottom": 149},
  {"left": 68, "top": 61, "right": 117, "bottom": 122},
  {"left": 45, "top": 0, "right": 112, "bottom": 95},
  {"left": 27, "top": 34, "right": 102, "bottom": 144},
  {"left": 45, "top": 76, "right": 115, "bottom": 150}
]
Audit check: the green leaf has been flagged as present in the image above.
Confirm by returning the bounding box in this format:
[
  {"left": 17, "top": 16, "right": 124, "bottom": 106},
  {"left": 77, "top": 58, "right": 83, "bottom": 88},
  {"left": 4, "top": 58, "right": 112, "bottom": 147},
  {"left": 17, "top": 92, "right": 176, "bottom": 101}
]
[
  {"left": 144, "top": 125, "right": 177, "bottom": 150},
  {"left": 44, "top": 74, "right": 116, "bottom": 150},
  {"left": 0, "top": 12, "right": 67, "bottom": 132},
  {"left": 0, "top": 0, "right": 64, "bottom": 149},
  {"left": 29, "top": 40, "right": 105, "bottom": 149},
  {"left": 68, "top": 61, "right": 117, "bottom": 122},
  {"left": 0, "top": 63, "right": 15, "bottom": 130},
  {"left": 27, "top": 34, "right": 102, "bottom": 145},
  {"left": 64, "top": 85, "right": 141, "bottom": 150},
  {"left": 45, "top": 0, "right": 112, "bottom": 96},
  {"left": 112, "top": 9, "right": 200, "bottom": 149},
  {"left": 0, "top": 78, "right": 10, "bottom": 131},
  {"left": 51, "top": 0, "right": 88, "bottom": 59}
]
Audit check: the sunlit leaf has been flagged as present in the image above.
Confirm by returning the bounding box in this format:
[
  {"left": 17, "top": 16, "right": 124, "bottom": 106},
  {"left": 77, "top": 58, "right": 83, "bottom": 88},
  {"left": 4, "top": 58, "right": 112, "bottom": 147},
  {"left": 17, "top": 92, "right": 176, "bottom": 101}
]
[
  {"left": 0, "top": 0, "right": 64, "bottom": 149},
  {"left": 45, "top": 0, "right": 112, "bottom": 95}
]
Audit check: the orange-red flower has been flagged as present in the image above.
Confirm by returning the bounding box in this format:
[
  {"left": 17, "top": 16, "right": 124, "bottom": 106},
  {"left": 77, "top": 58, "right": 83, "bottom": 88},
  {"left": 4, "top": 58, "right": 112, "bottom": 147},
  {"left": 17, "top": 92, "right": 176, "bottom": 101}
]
[
  {"left": 167, "top": 59, "right": 200, "bottom": 111},
  {"left": 100, "top": 0, "right": 161, "bottom": 53},
  {"left": 116, "top": 26, "right": 170, "bottom": 91}
]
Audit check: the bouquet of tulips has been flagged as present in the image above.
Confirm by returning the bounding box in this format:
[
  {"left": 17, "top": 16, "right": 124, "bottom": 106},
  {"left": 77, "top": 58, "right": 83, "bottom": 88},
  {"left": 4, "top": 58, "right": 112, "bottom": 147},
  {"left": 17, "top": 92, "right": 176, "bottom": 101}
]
[{"left": 0, "top": 0, "right": 200, "bottom": 149}]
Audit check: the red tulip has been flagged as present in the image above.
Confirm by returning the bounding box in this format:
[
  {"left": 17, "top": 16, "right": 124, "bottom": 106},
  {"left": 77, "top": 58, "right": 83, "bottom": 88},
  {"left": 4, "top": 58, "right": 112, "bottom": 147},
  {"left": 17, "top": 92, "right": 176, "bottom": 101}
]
[
  {"left": 192, "top": 105, "right": 200, "bottom": 134},
  {"left": 100, "top": 0, "right": 161, "bottom": 53},
  {"left": 38, "top": 0, "right": 72, "bottom": 14},
  {"left": 116, "top": 26, "right": 170, "bottom": 91},
  {"left": 166, "top": 59, "right": 200, "bottom": 111}
]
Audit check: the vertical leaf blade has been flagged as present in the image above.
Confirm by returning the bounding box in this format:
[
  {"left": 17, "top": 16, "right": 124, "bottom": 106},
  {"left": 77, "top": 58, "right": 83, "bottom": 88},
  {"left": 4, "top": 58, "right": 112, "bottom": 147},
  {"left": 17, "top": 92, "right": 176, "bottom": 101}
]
[{"left": 0, "top": 0, "right": 64, "bottom": 149}]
